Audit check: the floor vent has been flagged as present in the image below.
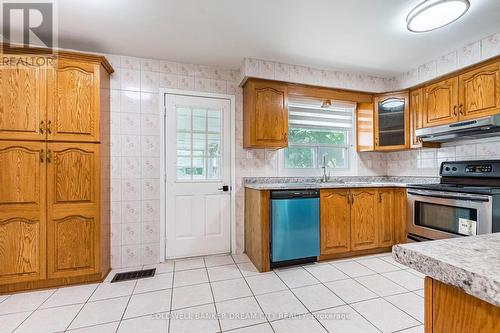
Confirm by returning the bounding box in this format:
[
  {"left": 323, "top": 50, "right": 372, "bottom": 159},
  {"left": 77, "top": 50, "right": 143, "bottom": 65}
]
[{"left": 111, "top": 268, "right": 156, "bottom": 283}]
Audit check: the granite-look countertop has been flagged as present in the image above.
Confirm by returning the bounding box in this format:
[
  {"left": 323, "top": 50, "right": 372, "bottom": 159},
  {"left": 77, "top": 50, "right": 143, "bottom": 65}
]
[
  {"left": 393, "top": 233, "right": 500, "bottom": 307},
  {"left": 244, "top": 176, "right": 438, "bottom": 190}
]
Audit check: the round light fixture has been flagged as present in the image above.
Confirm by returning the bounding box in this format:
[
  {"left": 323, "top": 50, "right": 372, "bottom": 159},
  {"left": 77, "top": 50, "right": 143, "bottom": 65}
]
[{"left": 407, "top": 0, "right": 470, "bottom": 33}]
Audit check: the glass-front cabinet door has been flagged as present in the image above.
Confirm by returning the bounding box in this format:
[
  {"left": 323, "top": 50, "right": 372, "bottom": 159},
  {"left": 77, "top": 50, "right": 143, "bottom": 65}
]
[{"left": 374, "top": 92, "right": 409, "bottom": 150}]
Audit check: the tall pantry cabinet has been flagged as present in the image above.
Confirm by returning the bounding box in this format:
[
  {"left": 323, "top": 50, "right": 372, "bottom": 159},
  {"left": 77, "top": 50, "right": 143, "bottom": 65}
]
[{"left": 0, "top": 49, "right": 113, "bottom": 293}]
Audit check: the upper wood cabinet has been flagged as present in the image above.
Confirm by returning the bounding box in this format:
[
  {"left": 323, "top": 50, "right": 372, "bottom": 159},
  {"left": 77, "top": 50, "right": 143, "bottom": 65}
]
[
  {"left": 0, "top": 141, "right": 46, "bottom": 285},
  {"left": 458, "top": 61, "right": 500, "bottom": 120},
  {"left": 0, "top": 57, "right": 46, "bottom": 141},
  {"left": 0, "top": 48, "right": 112, "bottom": 294},
  {"left": 356, "top": 102, "right": 375, "bottom": 152},
  {"left": 48, "top": 59, "right": 101, "bottom": 142},
  {"left": 410, "top": 89, "right": 424, "bottom": 148},
  {"left": 423, "top": 77, "right": 459, "bottom": 127},
  {"left": 320, "top": 189, "right": 351, "bottom": 255},
  {"left": 350, "top": 189, "right": 378, "bottom": 251},
  {"left": 373, "top": 92, "right": 409, "bottom": 151},
  {"left": 243, "top": 79, "right": 288, "bottom": 149}
]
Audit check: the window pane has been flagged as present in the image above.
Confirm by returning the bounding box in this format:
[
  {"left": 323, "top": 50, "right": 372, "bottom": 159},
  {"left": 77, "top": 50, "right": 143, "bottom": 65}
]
[
  {"left": 192, "top": 109, "right": 206, "bottom": 131},
  {"left": 207, "top": 134, "right": 221, "bottom": 157},
  {"left": 318, "top": 147, "right": 348, "bottom": 168},
  {"left": 192, "top": 157, "right": 205, "bottom": 179},
  {"left": 284, "top": 147, "right": 315, "bottom": 169},
  {"left": 176, "top": 108, "right": 191, "bottom": 131},
  {"left": 177, "top": 132, "right": 191, "bottom": 152},
  {"left": 207, "top": 109, "right": 221, "bottom": 132},
  {"left": 176, "top": 157, "right": 191, "bottom": 179},
  {"left": 207, "top": 157, "right": 221, "bottom": 179},
  {"left": 192, "top": 133, "right": 206, "bottom": 156},
  {"left": 289, "top": 127, "right": 347, "bottom": 145}
]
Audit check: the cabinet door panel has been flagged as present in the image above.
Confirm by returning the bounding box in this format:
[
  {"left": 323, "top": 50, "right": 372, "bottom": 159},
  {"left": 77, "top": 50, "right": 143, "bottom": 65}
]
[
  {"left": 47, "top": 142, "right": 100, "bottom": 278},
  {"left": 393, "top": 189, "right": 407, "bottom": 244},
  {"left": 0, "top": 141, "right": 46, "bottom": 284},
  {"left": 350, "top": 189, "right": 378, "bottom": 251},
  {"left": 320, "top": 189, "right": 351, "bottom": 255},
  {"left": 423, "top": 78, "right": 459, "bottom": 127},
  {"left": 377, "top": 189, "right": 394, "bottom": 247},
  {"left": 374, "top": 92, "right": 409, "bottom": 151},
  {"left": 0, "top": 57, "right": 46, "bottom": 141},
  {"left": 48, "top": 59, "right": 100, "bottom": 142},
  {"left": 459, "top": 62, "right": 500, "bottom": 120},
  {"left": 254, "top": 86, "right": 287, "bottom": 143}
]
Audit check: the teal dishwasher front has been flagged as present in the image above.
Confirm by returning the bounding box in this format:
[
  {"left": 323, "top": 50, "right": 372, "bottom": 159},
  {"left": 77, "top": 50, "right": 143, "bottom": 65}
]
[{"left": 271, "top": 190, "right": 320, "bottom": 264}]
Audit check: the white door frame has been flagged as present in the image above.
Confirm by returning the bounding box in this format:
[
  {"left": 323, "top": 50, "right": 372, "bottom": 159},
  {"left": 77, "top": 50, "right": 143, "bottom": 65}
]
[{"left": 159, "top": 89, "right": 236, "bottom": 262}]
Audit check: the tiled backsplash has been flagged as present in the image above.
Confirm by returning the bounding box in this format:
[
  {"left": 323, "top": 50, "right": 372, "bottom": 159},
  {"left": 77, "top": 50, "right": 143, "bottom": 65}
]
[{"left": 385, "top": 137, "right": 500, "bottom": 177}]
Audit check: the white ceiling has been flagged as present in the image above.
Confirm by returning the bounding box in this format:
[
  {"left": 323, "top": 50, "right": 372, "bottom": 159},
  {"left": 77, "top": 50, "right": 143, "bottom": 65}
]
[{"left": 57, "top": 0, "right": 500, "bottom": 76}]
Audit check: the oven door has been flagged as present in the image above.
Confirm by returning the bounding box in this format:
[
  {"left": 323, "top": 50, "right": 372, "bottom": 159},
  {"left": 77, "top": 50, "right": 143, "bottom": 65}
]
[{"left": 407, "top": 189, "right": 493, "bottom": 240}]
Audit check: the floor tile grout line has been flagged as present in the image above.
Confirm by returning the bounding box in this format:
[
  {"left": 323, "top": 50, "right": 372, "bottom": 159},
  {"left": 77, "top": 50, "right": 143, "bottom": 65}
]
[
  {"left": 203, "top": 257, "right": 223, "bottom": 333},
  {"left": 236, "top": 262, "right": 277, "bottom": 333},
  {"left": 272, "top": 267, "right": 330, "bottom": 332},
  {"left": 114, "top": 279, "right": 139, "bottom": 332},
  {"left": 392, "top": 323, "right": 424, "bottom": 332},
  {"left": 294, "top": 266, "right": 384, "bottom": 333},
  {"left": 11, "top": 288, "right": 58, "bottom": 332},
  {"left": 64, "top": 319, "right": 120, "bottom": 332},
  {"left": 382, "top": 294, "right": 424, "bottom": 325},
  {"left": 167, "top": 261, "right": 176, "bottom": 333},
  {"left": 64, "top": 283, "right": 101, "bottom": 332}
]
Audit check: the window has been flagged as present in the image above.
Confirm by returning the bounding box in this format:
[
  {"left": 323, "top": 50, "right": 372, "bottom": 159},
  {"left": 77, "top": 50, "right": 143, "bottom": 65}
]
[
  {"left": 176, "top": 106, "right": 222, "bottom": 180},
  {"left": 283, "top": 100, "right": 355, "bottom": 171}
]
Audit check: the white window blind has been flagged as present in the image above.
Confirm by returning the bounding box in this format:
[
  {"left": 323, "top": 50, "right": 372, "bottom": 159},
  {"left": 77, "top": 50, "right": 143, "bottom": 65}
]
[{"left": 288, "top": 101, "right": 355, "bottom": 131}]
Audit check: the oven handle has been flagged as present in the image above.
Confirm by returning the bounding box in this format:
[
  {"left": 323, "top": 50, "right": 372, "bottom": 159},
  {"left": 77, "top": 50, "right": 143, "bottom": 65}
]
[{"left": 407, "top": 189, "right": 490, "bottom": 202}]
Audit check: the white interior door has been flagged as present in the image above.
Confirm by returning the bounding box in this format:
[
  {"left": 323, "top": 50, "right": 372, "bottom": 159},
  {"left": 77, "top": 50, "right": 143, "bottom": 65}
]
[{"left": 165, "top": 94, "right": 231, "bottom": 259}]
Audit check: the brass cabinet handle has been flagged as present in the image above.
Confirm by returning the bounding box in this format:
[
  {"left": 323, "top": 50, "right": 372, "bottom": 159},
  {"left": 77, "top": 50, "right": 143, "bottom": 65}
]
[
  {"left": 379, "top": 192, "right": 383, "bottom": 203},
  {"left": 459, "top": 104, "right": 464, "bottom": 115},
  {"left": 350, "top": 193, "right": 354, "bottom": 205},
  {"left": 40, "top": 149, "right": 44, "bottom": 163},
  {"left": 40, "top": 120, "right": 45, "bottom": 134},
  {"left": 46, "top": 149, "right": 52, "bottom": 163},
  {"left": 453, "top": 105, "right": 458, "bottom": 116},
  {"left": 47, "top": 120, "right": 52, "bottom": 134}
]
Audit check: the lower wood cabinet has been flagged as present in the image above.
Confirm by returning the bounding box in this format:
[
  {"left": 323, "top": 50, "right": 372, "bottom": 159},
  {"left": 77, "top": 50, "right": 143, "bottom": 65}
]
[
  {"left": 320, "top": 190, "right": 351, "bottom": 255},
  {"left": 320, "top": 188, "right": 406, "bottom": 257},
  {"left": 0, "top": 141, "right": 108, "bottom": 293},
  {"left": 350, "top": 189, "right": 378, "bottom": 251}
]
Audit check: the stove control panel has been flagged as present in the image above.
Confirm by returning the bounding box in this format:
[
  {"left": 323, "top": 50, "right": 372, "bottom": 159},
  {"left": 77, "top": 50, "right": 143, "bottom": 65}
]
[
  {"left": 440, "top": 160, "right": 500, "bottom": 177},
  {"left": 465, "top": 164, "right": 492, "bottom": 173}
]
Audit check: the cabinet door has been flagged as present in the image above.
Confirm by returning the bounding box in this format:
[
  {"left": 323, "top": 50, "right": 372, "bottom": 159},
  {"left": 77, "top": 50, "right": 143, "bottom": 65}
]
[
  {"left": 356, "top": 102, "right": 374, "bottom": 152},
  {"left": 46, "top": 142, "right": 100, "bottom": 278},
  {"left": 0, "top": 141, "right": 46, "bottom": 285},
  {"left": 423, "top": 77, "right": 459, "bottom": 127},
  {"left": 459, "top": 62, "right": 500, "bottom": 120},
  {"left": 47, "top": 59, "right": 100, "bottom": 142},
  {"left": 350, "top": 189, "right": 378, "bottom": 251},
  {"left": 377, "top": 189, "right": 394, "bottom": 247},
  {"left": 410, "top": 89, "right": 423, "bottom": 148},
  {"left": 393, "top": 189, "right": 407, "bottom": 244},
  {"left": 0, "top": 57, "right": 46, "bottom": 141},
  {"left": 244, "top": 80, "right": 288, "bottom": 148},
  {"left": 320, "top": 189, "right": 351, "bottom": 255},
  {"left": 374, "top": 92, "right": 409, "bottom": 151}
]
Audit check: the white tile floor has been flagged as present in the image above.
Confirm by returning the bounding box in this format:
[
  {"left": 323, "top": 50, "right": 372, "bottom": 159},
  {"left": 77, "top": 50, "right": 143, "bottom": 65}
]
[{"left": 0, "top": 252, "right": 425, "bottom": 333}]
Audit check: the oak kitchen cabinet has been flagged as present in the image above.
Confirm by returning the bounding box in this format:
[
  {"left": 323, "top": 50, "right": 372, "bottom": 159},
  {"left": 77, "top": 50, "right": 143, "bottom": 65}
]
[
  {"left": 420, "top": 61, "right": 500, "bottom": 128},
  {"left": 409, "top": 89, "right": 440, "bottom": 149},
  {"left": 0, "top": 49, "right": 112, "bottom": 294},
  {"left": 243, "top": 79, "right": 288, "bottom": 149},
  {"left": 320, "top": 188, "right": 406, "bottom": 258},
  {"left": 373, "top": 92, "right": 409, "bottom": 150}
]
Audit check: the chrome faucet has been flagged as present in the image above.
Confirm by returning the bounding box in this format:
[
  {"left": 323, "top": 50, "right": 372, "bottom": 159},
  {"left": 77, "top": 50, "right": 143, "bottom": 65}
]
[{"left": 321, "top": 155, "right": 329, "bottom": 183}]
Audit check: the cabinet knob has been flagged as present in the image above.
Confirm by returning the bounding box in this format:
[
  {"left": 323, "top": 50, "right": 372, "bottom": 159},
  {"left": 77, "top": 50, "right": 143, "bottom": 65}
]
[
  {"left": 46, "top": 149, "right": 52, "bottom": 163},
  {"left": 39, "top": 120, "right": 45, "bottom": 134},
  {"left": 459, "top": 104, "right": 464, "bottom": 115},
  {"left": 47, "top": 120, "right": 52, "bottom": 134},
  {"left": 40, "top": 149, "right": 44, "bottom": 163},
  {"left": 453, "top": 105, "right": 458, "bottom": 116}
]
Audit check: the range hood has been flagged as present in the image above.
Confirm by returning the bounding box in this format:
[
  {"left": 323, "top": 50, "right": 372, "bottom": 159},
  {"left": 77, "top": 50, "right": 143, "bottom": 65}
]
[{"left": 415, "top": 115, "right": 500, "bottom": 143}]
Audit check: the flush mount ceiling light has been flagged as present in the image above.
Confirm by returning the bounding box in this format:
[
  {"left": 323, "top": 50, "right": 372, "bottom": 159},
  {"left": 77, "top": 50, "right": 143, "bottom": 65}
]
[{"left": 407, "top": 0, "right": 470, "bottom": 32}]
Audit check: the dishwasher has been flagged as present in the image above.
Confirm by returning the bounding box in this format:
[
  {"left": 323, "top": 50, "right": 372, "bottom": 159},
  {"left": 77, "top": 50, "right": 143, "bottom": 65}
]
[{"left": 271, "top": 189, "right": 320, "bottom": 266}]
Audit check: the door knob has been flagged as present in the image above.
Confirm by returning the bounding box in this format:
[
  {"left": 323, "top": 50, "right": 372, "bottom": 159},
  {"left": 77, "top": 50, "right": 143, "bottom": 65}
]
[{"left": 218, "top": 185, "right": 229, "bottom": 192}]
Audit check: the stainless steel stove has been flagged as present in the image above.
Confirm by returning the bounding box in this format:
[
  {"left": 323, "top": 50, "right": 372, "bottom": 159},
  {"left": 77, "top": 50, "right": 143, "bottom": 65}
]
[{"left": 407, "top": 160, "right": 500, "bottom": 242}]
